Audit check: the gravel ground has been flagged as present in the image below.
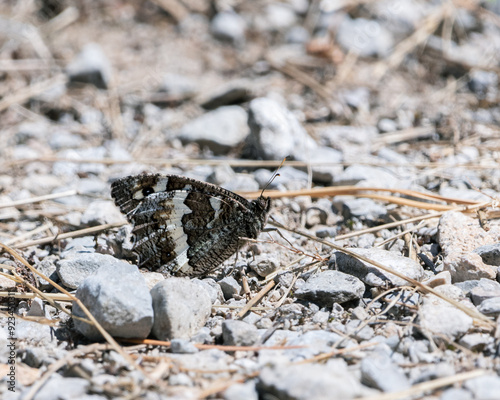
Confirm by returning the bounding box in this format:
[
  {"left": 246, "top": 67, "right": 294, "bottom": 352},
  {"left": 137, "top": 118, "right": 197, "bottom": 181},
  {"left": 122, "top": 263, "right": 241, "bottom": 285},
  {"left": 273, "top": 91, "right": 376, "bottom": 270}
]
[{"left": 1, "top": 1, "right": 500, "bottom": 399}]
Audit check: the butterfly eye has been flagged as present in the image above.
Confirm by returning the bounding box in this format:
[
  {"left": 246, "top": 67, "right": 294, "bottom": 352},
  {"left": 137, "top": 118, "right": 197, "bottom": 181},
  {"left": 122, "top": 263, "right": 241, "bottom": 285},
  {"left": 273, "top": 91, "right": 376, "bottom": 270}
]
[{"left": 142, "top": 187, "right": 155, "bottom": 196}]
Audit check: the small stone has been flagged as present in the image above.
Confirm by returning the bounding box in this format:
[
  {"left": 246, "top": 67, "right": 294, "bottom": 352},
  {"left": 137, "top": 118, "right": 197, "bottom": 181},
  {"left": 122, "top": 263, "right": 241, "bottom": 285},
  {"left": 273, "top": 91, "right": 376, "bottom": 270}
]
[
  {"left": 66, "top": 43, "right": 112, "bottom": 89},
  {"left": 73, "top": 263, "right": 153, "bottom": 340},
  {"left": 168, "top": 373, "right": 193, "bottom": 387},
  {"left": 249, "top": 256, "right": 280, "bottom": 277},
  {"left": 464, "top": 375, "right": 500, "bottom": 400},
  {"left": 345, "top": 320, "right": 374, "bottom": 341},
  {"left": 170, "top": 339, "right": 199, "bottom": 354},
  {"left": 477, "top": 297, "right": 500, "bottom": 317},
  {"left": 440, "top": 388, "right": 473, "bottom": 400},
  {"left": 57, "top": 253, "right": 130, "bottom": 289},
  {"left": 257, "top": 363, "right": 362, "bottom": 400},
  {"left": 33, "top": 375, "right": 89, "bottom": 400},
  {"left": 16, "top": 320, "right": 56, "bottom": 344},
  {"left": 468, "top": 70, "right": 498, "bottom": 99},
  {"left": 35, "top": 258, "right": 59, "bottom": 290},
  {"left": 0, "top": 274, "right": 16, "bottom": 290},
  {"left": 222, "top": 320, "right": 260, "bottom": 346},
  {"left": 224, "top": 381, "right": 258, "bottom": 400},
  {"left": 221, "top": 173, "right": 259, "bottom": 192},
  {"left": 200, "top": 79, "right": 252, "bottom": 110},
  {"left": 151, "top": 278, "right": 211, "bottom": 340},
  {"left": 295, "top": 270, "right": 365, "bottom": 306},
  {"left": 218, "top": 276, "right": 242, "bottom": 300},
  {"left": 334, "top": 248, "right": 424, "bottom": 287},
  {"left": 438, "top": 211, "right": 499, "bottom": 282},
  {"left": 211, "top": 12, "right": 246, "bottom": 45},
  {"left": 418, "top": 286, "right": 473, "bottom": 341},
  {"left": 286, "top": 26, "right": 310, "bottom": 44},
  {"left": 458, "top": 333, "right": 492, "bottom": 351},
  {"left": 27, "top": 298, "right": 45, "bottom": 317},
  {"left": 80, "top": 200, "right": 124, "bottom": 226},
  {"left": 338, "top": 197, "right": 388, "bottom": 221},
  {"left": 192, "top": 278, "right": 224, "bottom": 304},
  {"left": 178, "top": 106, "right": 249, "bottom": 155},
  {"left": 336, "top": 17, "right": 394, "bottom": 57},
  {"left": 245, "top": 97, "right": 316, "bottom": 160},
  {"left": 361, "top": 351, "right": 410, "bottom": 392},
  {"left": 470, "top": 278, "right": 500, "bottom": 305},
  {"left": 378, "top": 118, "right": 398, "bottom": 132},
  {"left": 157, "top": 73, "right": 197, "bottom": 101},
  {"left": 264, "top": 3, "right": 297, "bottom": 31},
  {"left": 333, "top": 165, "right": 402, "bottom": 188},
  {"left": 473, "top": 243, "right": 500, "bottom": 266}
]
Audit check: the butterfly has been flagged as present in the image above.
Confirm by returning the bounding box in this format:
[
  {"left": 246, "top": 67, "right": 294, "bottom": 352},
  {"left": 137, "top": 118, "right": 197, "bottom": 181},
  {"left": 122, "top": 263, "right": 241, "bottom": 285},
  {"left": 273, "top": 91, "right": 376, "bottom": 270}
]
[{"left": 110, "top": 173, "right": 271, "bottom": 277}]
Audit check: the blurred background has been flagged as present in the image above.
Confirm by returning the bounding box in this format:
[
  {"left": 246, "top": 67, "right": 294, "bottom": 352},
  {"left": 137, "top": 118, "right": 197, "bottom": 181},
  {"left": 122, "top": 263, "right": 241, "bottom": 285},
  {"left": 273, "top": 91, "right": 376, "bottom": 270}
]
[{"left": 1, "top": 0, "right": 500, "bottom": 191}]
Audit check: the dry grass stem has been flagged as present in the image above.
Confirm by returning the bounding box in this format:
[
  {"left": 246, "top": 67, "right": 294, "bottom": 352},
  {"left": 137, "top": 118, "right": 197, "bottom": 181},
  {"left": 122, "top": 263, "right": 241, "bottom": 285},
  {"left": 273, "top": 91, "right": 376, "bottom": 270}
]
[
  {"left": 0, "top": 74, "right": 68, "bottom": 112},
  {"left": 13, "top": 221, "right": 126, "bottom": 248},
  {"left": 0, "top": 190, "right": 77, "bottom": 209},
  {"left": 236, "top": 280, "right": 275, "bottom": 319}
]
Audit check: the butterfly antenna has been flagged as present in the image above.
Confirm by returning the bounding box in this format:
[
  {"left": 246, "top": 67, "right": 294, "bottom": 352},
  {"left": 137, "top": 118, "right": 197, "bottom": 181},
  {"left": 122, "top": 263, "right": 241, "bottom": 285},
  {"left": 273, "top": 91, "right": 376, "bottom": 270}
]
[{"left": 260, "top": 156, "right": 288, "bottom": 197}]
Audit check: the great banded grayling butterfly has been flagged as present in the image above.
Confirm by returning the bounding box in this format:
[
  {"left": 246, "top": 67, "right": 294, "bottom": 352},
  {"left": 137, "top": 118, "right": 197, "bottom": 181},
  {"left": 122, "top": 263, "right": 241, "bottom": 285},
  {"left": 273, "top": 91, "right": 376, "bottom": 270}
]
[{"left": 111, "top": 173, "right": 271, "bottom": 277}]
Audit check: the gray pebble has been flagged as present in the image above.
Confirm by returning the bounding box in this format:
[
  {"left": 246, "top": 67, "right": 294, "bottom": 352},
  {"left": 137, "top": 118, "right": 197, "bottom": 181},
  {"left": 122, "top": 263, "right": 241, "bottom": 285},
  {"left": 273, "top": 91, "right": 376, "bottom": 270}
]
[
  {"left": 158, "top": 73, "right": 197, "bottom": 100},
  {"left": 418, "top": 289, "right": 473, "bottom": 341},
  {"left": 477, "top": 297, "right": 500, "bottom": 317},
  {"left": 192, "top": 278, "right": 224, "bottom": 304},
  {"left": 468, "top": 70, "right": 498, "bottom": 99},
  {"left": 295, "top": 270, "right": 365, "bottom": 306},
  {"left": 337, "top": 197, "right": 387, "bottom": 221},
  {"left": 470, "top": 278, "right": 500, "bottom": 305},
  {"left": 345, "top": 320, "right": 374, "bottom": 341},
  {"left": 66, "top": 43, "right": 112, "bottom": 89},
  {"left": 170, "top": 339, "right": 199, "bottom": 354},
  {"left": 35, "top": 257, "right": 58, "bottom": 290},
  {"left": 334, "top": 247, "right": 424, "bottom": 287},
  {"left": 16, "top": 320, "right": 56, "bottom": 345},
  {"left": 200, "top": 79, "right": 252, "bottom": 110},
  {"left": 73, "top": 263, "right": 153, "bottom": 341},
  {"left": 464, "top": 375, "right": 500, "bottom": 400},
  {"left": 458, "top": 333, "right": 492, "bottom": 352},
  {"left": 378, "top": 118, "right": 398, "bottom": 132},
  {"left": 440, "top": 388, "right": 473, "bottom": 400},
  {"left": 248, "top": 256, "right": 280, "bottom": 277},
  {"left": 245, "top": 97, "right": 316, "bottom": 160},
  {"left": 285, "top": 26, "right": 310, "bottom": 44},
  {"left": 222, "top": 320, "right": 260, "bottom": 346},
  {"left": 361, "top": 351, "right": 410, "bottom": 392},
  {"left": 336, "top": 17, "right": 394, "bottom": 57},
  {"left": 224, "top": 381, "right": 258, "bottom": 400},
  {"left": 33, "top": 375, "right": 89, "bottom": 400},
  {"left": 473, "top": 243, "right": 500, "bottom": 266},
  {"left": 211, "top": 12, "right": 246, "bottom": 45},
  {"left": 178, "top": 106, "right": 250, "bottom": 154},
  {"left": 221, "top": 173, "right": 259, "bottom": 192},
  {"left": 80, "top": 200, "right": 124, "bottom": 226},
  {"left": 27, "top": 298, "right": 46, "bottom": 318},
  {"left": 151, "top": 278, "right": 211, "bottom": 340},
  {"left": 57, "top": 253, "right": 129, "bottom": 289},
  {"left": 257, "top": 363, "right": 362, "bottom": 400},
  {"left": 218, "top": 276, "right": 242, "bottom": 300},
  {"left": 333, "top": 165, "right": 402, "bottom": 188}
]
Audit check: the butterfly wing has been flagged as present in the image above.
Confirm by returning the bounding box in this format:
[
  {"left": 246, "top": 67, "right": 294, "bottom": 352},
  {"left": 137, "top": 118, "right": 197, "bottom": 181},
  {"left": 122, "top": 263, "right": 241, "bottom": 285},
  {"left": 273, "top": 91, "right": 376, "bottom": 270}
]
[{"left": 111, "top": 173, "right": 262, "bottom": 276}]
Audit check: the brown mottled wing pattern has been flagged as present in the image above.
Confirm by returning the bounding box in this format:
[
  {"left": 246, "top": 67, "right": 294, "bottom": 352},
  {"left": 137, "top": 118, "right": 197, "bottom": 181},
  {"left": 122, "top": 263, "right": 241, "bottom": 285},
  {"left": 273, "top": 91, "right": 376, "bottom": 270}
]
[{"left": 110, "top": 173, "right": 271, "bottom": 277}]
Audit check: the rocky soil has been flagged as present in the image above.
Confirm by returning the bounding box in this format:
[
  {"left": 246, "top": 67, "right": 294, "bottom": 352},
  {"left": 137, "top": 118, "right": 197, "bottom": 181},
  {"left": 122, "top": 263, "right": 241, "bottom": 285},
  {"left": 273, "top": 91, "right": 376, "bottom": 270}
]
[{"left": 1, "top": 1, "right": 500, "bottom": 399}]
